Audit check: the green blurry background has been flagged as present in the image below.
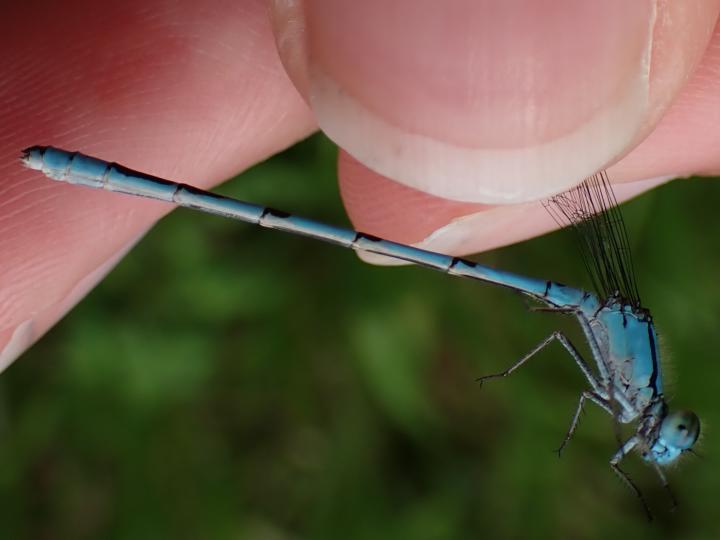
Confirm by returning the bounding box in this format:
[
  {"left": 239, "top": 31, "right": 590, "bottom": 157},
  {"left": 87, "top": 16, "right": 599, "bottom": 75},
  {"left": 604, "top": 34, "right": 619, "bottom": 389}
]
[{"left": 2, "top": 135, "right": 719, "bottom": 539}]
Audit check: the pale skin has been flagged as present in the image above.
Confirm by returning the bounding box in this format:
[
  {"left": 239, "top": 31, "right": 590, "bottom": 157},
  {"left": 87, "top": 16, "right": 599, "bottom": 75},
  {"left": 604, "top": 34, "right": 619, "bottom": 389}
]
[{"left": 3, "top": 0, "right": 720, "bottom": 368}]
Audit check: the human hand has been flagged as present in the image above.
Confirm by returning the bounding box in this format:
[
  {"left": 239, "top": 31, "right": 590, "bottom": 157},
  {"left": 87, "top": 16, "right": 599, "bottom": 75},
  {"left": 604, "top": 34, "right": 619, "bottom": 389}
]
[{"left": 3, "top": 0, "right": 720, "bottom": 368}]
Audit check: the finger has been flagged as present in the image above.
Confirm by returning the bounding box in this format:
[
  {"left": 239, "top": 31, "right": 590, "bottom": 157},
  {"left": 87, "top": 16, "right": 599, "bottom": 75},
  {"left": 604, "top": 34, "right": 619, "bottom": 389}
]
[
  {"left": 338, "top": 152, "right": 671, "bottom": 265},
  {"left": 272, "top": 0, "right": 720, "bottom": 203},
  {"left": 0, "top": 0, "right": 316, "bottom": 368},
  {"left": 337, "top": 13, "right": 720, "bottom": 258}
]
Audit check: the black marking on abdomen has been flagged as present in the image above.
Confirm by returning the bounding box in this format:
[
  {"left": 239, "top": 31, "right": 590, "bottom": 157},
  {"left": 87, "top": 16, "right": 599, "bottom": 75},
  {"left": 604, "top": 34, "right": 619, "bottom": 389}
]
[
  {"left": 355, "top": 232, "right": 382, "bottom": 242},
  {"left": 449, "top": 257, "right": 477, "bottom": 269}
]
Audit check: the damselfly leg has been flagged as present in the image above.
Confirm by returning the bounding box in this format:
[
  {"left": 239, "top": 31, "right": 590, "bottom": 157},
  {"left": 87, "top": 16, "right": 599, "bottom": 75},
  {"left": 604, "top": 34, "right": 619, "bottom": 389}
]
[
  {"left": 610, "top": 437, "right": 653, "bottom": 521},
  {"left": 476, "top": 331, "right": 603, "bottom": 394},
  {"left": 557, "top": 391, "right": 612, "bottom": 457}
]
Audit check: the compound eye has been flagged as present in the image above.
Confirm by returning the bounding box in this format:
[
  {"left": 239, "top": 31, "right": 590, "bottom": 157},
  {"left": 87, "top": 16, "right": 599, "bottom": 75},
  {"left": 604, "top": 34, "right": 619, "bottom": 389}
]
[{"left": 660, "top": 410, "right": 700, "bottom": 450}]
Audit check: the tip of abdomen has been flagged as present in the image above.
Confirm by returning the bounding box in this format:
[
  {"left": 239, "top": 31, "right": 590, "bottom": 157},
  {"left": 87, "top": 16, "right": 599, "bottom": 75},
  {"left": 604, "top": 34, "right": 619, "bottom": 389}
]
[{"left": 20, "top": 146, "right": 47, "bottom": 170}]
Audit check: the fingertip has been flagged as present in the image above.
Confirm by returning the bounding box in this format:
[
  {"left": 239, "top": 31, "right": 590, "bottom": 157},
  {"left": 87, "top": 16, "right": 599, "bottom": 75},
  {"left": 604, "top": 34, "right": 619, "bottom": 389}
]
[
  {"left": 338, "top": 150, "right": 674, "bottom": 265},
  {"left": 273, "top": 1, "right": 720, "bottom": 203},
  {"left": 338, "top": 150, "right": 556, "bottom": 261},
  {"left": 338, "top": 150, "right": 486, "bottom": 245}
]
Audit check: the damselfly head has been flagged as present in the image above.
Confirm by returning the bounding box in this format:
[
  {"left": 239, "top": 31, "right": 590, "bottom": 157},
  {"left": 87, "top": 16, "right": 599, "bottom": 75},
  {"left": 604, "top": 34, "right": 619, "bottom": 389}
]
[
  {"left": 648, "top": 410, "right": 701, "bottom": 465},
  {"left": 661, "top": 410, "right": 701, "bottom": 450}
]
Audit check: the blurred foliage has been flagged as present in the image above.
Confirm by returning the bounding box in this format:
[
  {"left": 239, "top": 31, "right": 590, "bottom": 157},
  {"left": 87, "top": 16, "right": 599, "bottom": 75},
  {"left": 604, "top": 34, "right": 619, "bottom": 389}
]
[{"left": 2, "top": 134, "right": 720, "bottom": 539}]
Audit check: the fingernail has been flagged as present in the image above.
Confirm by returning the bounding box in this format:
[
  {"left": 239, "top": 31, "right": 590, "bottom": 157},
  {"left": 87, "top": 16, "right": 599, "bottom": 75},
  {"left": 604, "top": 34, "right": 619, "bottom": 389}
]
[
  {"left": 0, "top": 320, "right": 34, "bottom": 373},
  {"left": 287, "top": 0, "right": 657, "bottom": 203}
]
